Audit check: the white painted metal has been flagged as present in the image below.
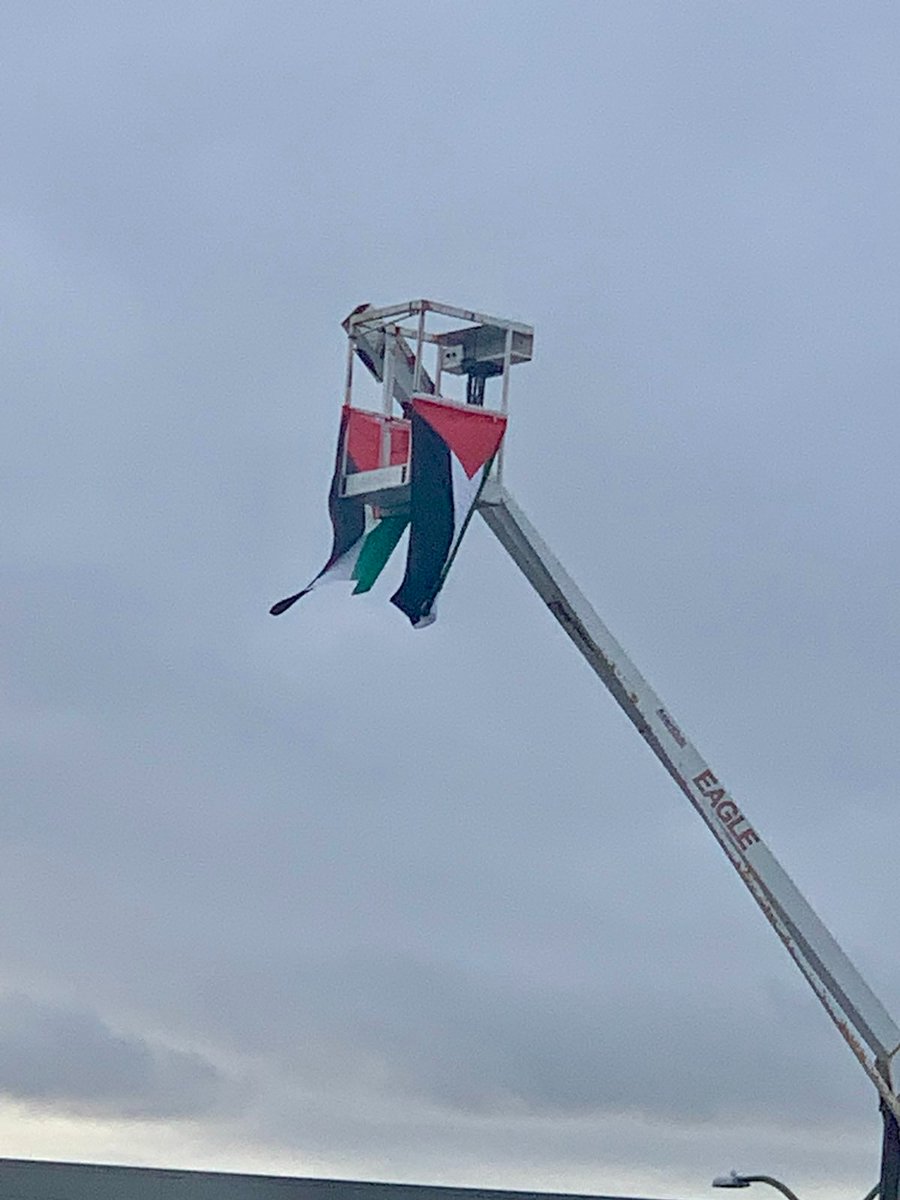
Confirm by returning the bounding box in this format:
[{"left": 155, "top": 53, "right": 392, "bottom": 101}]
[
  {"left": 497, "top": 328, "right": 515, "bottom": 483},
  {"left": 413, "top": 308, "right": 427, "bottom": 392},
  {"left": 382, "top": 333, "right": 396, "bottom": 417},
  {"left": 381, "top": 334, "right": 396, "bottom": 468},
  {"left": 500, "top": 328, "right": 514, "bottom": 413},
  {"left": 344, "top": 298, "right": 533, "bottom": 337},
  {"left": 343, "top": 338, "right": 355, "bottom": 407},
  {"left": 342, "top": 303, "right": 532, "bottom": 414},
  {"left": 351, "top": 326, "right": 434, "bottom": 409},
  {"left": 435, "top": 343, "right": 444, "bottom": 397},
  {"left": 477, "top": 480, "right": 900, "bottom": 1121},
  {"left": 341, "top": 464, "right": 408, "bottom": 498}
]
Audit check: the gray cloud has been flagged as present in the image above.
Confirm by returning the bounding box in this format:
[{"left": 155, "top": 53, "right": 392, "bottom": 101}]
[
  {"left": 193, "top": 951, "right": 868, "bottom": 1123},
  {"left": 3, "top": 0, "right": 900, "bottom": 1192},
  {"left": 0, "top": 993, "right": 230, "bottom": 1119}
]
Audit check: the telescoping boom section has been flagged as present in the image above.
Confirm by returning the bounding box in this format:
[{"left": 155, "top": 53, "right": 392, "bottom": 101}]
[
  {"left": 278, "top": 299, "right": 900, "bottom": 1195},
  {"left": 477, "top": 483, "right": 900, "bottom": 1106}
]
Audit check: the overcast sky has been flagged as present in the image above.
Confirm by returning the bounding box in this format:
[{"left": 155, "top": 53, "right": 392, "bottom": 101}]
[{"left": 3, "top": 2, "right": 900, "bottom": 1197}]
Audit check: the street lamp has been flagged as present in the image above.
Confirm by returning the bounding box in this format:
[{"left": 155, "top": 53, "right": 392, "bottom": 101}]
[
  {"left": 712, "top": 1170, "right": 879, "bottom": 1200},
  {"left": 712, "top": 1171, "right": 802, "bottom": 1200}
]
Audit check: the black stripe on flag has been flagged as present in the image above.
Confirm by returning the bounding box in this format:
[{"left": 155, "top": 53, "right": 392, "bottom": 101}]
[
  {"left": 391, "top": 407, "right": 453, "bottom": 626},
  {"left": 270, "top": 407, "right": 365, "bottom": 615}
]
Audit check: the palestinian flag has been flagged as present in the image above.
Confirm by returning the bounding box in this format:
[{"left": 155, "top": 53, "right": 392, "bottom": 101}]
[
  {"left": 391, "top": 396, "right": 507, "bottom": 628},
  {"left": 270, "top": 406, "right": 409, "bottom": 615}
]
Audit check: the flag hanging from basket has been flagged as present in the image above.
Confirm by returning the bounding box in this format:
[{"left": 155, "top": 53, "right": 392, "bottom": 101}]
[
  {"left": 270, "top": 396, "right": 506, "bottom": 626},
  {"left": 391, "top": 397, "right": 507, "bottom": 628},
  {"left": 269, "top": 406, "right": 409, "bottom": 616}
]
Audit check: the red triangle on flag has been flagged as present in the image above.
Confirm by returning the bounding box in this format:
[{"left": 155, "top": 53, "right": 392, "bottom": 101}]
[{"left": 413, "top": 397, "right": 507, "bottom": 478}]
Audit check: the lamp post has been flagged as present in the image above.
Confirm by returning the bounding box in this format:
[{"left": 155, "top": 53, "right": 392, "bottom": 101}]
[
  {"left": 712, "top": 1171, "right": 802, "bottom": 1200},
  {"left": 712, "top": 1170, "right": 879, "bottom": 1200}
]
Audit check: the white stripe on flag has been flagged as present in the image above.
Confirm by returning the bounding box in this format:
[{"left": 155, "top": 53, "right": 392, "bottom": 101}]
[{"left": 450, "top": 453, "right": 485, "bottom": 545}]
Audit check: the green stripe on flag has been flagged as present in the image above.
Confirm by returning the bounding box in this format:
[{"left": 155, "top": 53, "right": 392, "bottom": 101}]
[{"left": 351, "top": 514, "right": 409, "bottom": 594}]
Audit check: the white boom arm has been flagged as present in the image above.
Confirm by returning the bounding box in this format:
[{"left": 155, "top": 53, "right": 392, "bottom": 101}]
[{"left": 478, "top": 481, "right": 900, "bottom": 1121}]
